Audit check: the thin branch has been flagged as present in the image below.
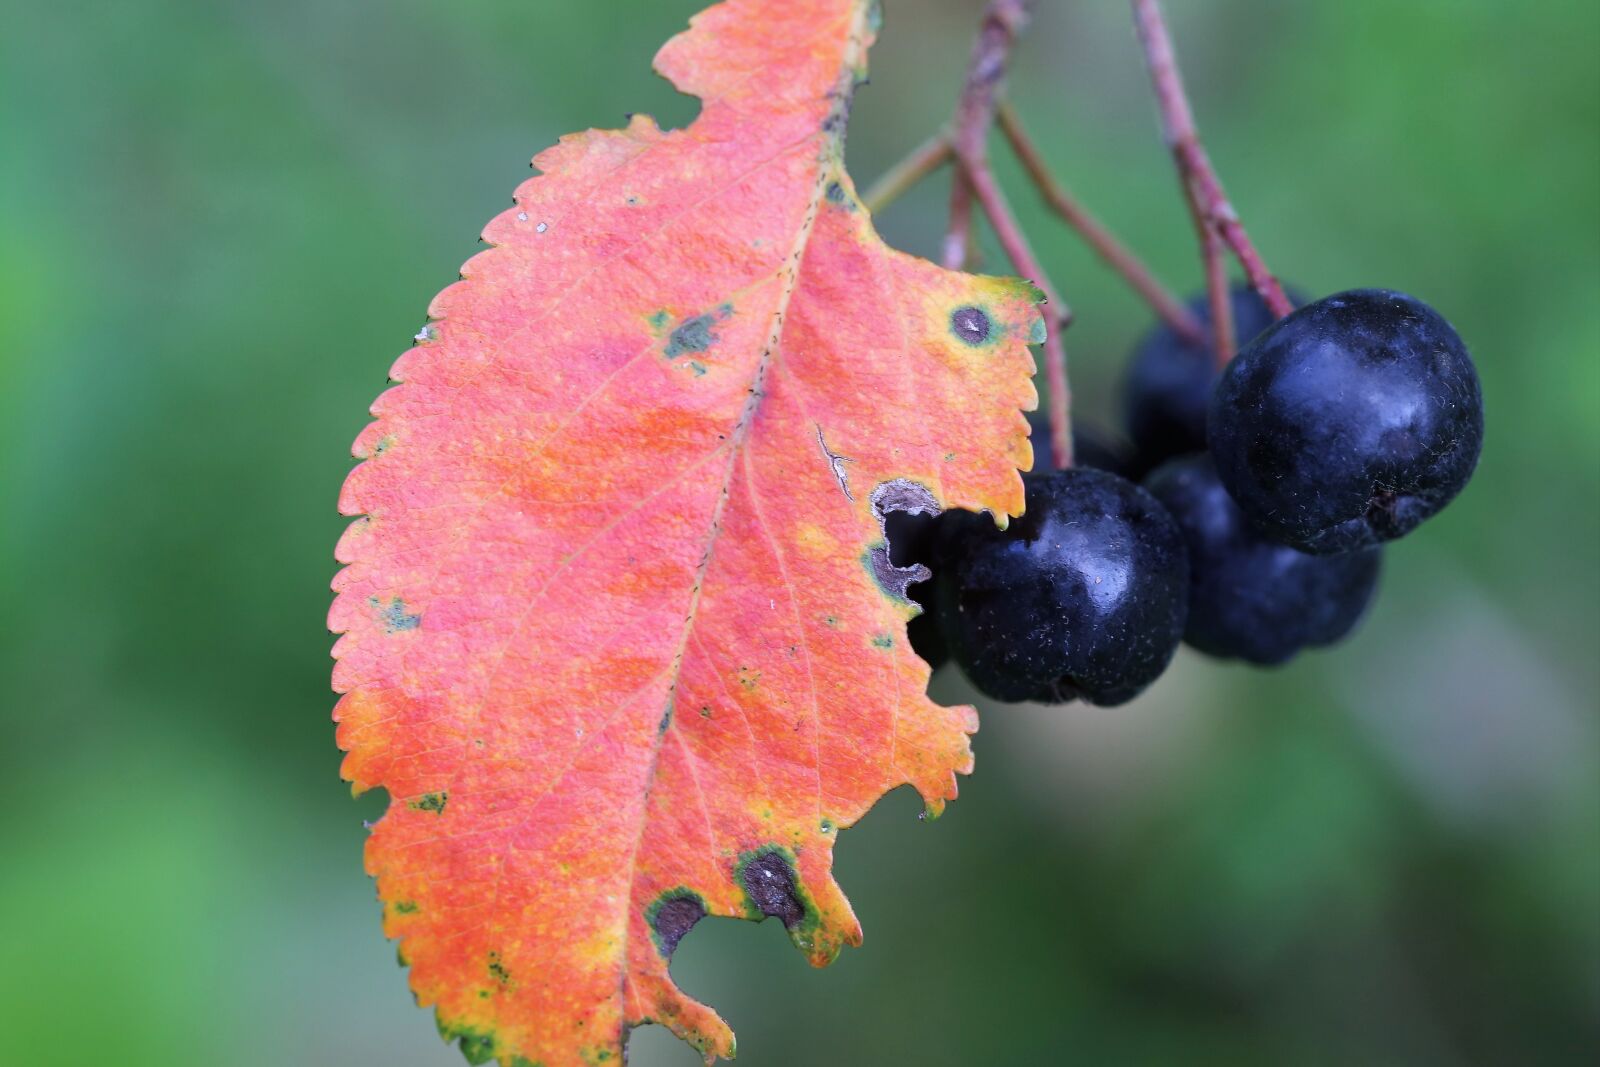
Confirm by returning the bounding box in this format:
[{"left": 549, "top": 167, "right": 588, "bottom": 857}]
[
  {"left": 965, "top": 161, "right": 1074, "bottom": 470},
  {"left": 997, "top": 102, "right": 1204, "bottom": 346},
  {"left": 1189, "top": 176, "right": 1236, "bottom": 365},
  {"left": 942, "top": 168, "right": 976, "bottom": 270},
  {"left": 1131, "top": 0, "right": 1293, "bottom": 327},
  {"left": 944, "top": 0, "right": 1030, "bottom": 273},
  {"left": 946, "top": 0, "right": 1073, "bottom": 468},
  {"left": 861, "top": 132, "right": 953, "bottom": 216}
]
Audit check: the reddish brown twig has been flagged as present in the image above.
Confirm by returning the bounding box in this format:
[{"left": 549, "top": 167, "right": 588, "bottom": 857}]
[
  {"left": 997, "top": 102, "right": 1204, "bottom": 346},
  {"left": 861, "top": 131, "right": 953, "bottom": 216},
  {"left": 946, "top": 0, "right": 1074, "bottom": 468},
  {"left": 1184, "top": 175, "right": 1236, "bottom": 365},
  {"left": 1131, "top": 0, "right": 1292, "bottom": 364},
  {"left": 942, "top": 169, "right": 976, "bottom": 270},
  {"left": 964, "top": 159, "right": 1074, "bottom": 468}
]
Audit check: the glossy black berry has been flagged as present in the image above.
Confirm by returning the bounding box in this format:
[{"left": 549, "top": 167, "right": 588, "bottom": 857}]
[
  {"left": 888, "top": 418, "right": 1139, "bottom": 672},
  {"left": 935, "top": 468, "right": 1188, "bottom": 706},
  {"left": 1209, "top": 289, "right": 1483, "bottom": 554},
  {"left": 1122, "top": 284, "right": 1299, "bottom": 474},
  {"left": 1145, "top": 454, "right": 1382, "bottom": 665}
]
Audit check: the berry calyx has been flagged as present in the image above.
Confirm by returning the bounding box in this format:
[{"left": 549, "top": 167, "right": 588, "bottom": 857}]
[
  {"left": 934, "top": 468, "right": 1188, "bottom": 706},
  {"left": 1145, "top": 454, "right": 1382, "bottom": 665},
  {"left": 1208, "top": 289, "right": 1484, "bottom": 554}
]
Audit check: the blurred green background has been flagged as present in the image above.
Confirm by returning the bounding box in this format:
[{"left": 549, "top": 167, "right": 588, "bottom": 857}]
[{"left": 3, "top": 1, "right": 1597, "bottom": 1064}]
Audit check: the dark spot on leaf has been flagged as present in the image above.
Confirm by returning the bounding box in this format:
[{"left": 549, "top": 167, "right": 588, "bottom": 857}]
[
  {"left": 409, "top": 791, "right": 448, "bottom": 815},
  {"left": 487, "top": 951, "right": 511, "bottom": 986},
  {"left": 666, "top": 315, "right": 714, "bottom": 355},
  {"left": 825, "top": 180, "right": 846, "bottom": 204},
  {"left": 664, "top": 313, "right": 718, "bottom": 358},
  {"left": 648, "top": 890, "right": 707, "bottom": 959},
  {"left": 950, "top": 305, "right": 991, "bottom": 345},
  {"left": 740, "top": 850, "right": 806, "bottom": 928},
  {"left": 871, "top": 633, "right": 894, "bottom": 649},
  {"left": 393, "top": 900, "right": 419, "bottom": 915}
]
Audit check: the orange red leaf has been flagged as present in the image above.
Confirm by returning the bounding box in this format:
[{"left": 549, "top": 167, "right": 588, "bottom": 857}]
[{"left": 331, "top": 1, "right": 1041, "bottom": 1063}]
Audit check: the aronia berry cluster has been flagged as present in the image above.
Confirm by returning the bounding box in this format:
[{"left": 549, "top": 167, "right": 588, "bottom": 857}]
[{"left": 897, "top": 287, "right": 1484, "bottom": 705}]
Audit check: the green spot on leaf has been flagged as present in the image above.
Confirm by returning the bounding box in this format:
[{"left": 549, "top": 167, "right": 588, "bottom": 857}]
[{"left": 437, "top": 1019, "right": 497, "bottom": 1066}]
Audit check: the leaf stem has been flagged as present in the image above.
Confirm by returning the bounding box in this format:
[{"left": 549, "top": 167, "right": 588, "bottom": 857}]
[
  {"left": 861, "top": 132, "right": 954, "bottom": 216},
  {"left": 996, "top": 102, "right": 1204, "bottom": 346},
  {"left": 1131, "top": 0, "right": 1292, "bottom": 361}
]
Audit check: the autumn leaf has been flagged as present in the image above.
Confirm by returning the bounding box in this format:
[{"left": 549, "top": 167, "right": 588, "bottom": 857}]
[{"left": 330, "top": 0, "right": 1042, "bottom": 1063}]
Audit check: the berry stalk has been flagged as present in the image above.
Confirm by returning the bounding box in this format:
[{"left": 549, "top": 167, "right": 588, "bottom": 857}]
[
  {"left": 996, "top": 102, "right": 1205, "bottom": 347},
  {"left": 1186, "top": 176, "right": 1237, "bottom": 367},
  {"left": 947, "top": 0, "right": 1075, "bottom": 469},
  {"left": 861, "top": 131, "right": 953, "bottom": 216},
  {"left": 1131, "top": 0, "right": 1293, "bottom": 349}
]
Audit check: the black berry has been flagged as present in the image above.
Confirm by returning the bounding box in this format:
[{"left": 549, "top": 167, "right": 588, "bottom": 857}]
[
  {"left": 1121, "top": 284, "right": 1299, "bottom": 474},
  {"left": 1145, "top": 454, "right": 1382, "bottom": 665},
  {"left": 1209, "top": 289, "right": 1483, "bottom": 554},
  {"left": 889, "top": 416, "right": 1139, "bottom": 672},
  {"left": 935, "top": 468, "right": 1188, "bottom": 706}
]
